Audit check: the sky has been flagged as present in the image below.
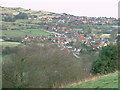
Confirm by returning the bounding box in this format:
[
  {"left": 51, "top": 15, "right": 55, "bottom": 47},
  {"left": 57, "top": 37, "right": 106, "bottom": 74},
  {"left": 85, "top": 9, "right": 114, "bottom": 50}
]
[{"left": 0, "top": 0, "right": 119, "bottom": 18}]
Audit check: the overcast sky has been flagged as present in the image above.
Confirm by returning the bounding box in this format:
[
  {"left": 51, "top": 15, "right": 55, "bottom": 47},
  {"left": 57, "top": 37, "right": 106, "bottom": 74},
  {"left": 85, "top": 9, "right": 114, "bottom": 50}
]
[{"left": 0, "top": 0, "right": 119, "bottom": 18}]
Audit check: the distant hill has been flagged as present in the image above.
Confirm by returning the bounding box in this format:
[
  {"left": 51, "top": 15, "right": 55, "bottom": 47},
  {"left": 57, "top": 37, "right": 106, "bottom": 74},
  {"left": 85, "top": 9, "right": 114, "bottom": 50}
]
[
  {"left": 1, "top": 6, "right": 74, "bottom": 30},
  {"left": 0, "top": 6, "right": 61, "bottom": 19},
  {"left": 1, "top": 6, "right": 118, "bottom": 31},
  {"left": 66, "top": 71, "right": 119, "bottom": 88}
]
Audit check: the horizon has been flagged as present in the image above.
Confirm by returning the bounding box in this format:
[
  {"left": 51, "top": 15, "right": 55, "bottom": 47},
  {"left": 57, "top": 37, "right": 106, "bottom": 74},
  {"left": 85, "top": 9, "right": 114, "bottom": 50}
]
[{"left": 0, "top": 0, "right": 119, "bottom": 18}]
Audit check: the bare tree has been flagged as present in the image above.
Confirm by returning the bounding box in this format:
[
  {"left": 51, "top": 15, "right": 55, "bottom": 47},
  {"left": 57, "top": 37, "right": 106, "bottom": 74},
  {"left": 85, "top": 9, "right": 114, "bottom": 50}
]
[{"left": 2, "top": 44, "right": 93, "bottom": 88}]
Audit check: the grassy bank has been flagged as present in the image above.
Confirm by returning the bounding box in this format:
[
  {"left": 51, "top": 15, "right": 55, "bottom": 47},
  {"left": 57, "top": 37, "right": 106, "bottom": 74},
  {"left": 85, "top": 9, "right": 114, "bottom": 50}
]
[
  {"left": 1, "top": 42, "right": 21, "bottom": 48},
  {"left": 66, "top": 71, "right": 118, "bottom": 88}
]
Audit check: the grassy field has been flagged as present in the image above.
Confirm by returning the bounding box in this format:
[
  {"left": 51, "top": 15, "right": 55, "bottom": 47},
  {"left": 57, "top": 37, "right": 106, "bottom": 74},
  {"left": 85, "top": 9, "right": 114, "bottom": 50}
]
[
  {"left": 1, "top": 29, "right": 51, "bottom": 38},
  {"left": 1, "top": 42, "right": 22, "bottom": 48},
  {"left": 66, "top": 72, "right": 119, "bottom": 88}
]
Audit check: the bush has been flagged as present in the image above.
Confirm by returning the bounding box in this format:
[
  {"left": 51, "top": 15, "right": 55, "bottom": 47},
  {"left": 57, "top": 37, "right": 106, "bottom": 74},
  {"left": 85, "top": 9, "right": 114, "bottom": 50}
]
[{"left": 91, "top": 44, "right": 118, "bottom": 74}]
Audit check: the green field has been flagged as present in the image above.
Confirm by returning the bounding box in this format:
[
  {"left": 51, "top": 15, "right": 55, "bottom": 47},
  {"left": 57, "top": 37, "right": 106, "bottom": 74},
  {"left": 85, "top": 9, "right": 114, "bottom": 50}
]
[
  {"left": 1, "top": 29, "right": 51, "bottom": 38},
  {"left": 66, "top": 72, "right": 119, "bottom": 88},
  {"left": 1, "top": 42, "right": 22, "bottom": 48}
]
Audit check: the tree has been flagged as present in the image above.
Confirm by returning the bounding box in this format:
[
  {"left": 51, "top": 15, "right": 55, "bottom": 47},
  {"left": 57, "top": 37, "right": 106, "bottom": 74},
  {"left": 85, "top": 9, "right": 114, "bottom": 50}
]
[
  {"left": 15, "top": 13, "right": 28, "bottom": 19},
  {"left": 3, "top": 44, "right": 87, "bottom": 88},
  {"left": 3, "top": 16, "right": 16, "bottom": 22},
  {"left": 91, "top": 44, "right": 118, "bottom": 74}
]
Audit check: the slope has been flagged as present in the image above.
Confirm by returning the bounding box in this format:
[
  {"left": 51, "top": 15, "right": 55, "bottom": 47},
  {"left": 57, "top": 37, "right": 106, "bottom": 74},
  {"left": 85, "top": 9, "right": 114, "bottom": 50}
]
[{"left": 66, "top": 71, "right": 119, "bottom": 88}]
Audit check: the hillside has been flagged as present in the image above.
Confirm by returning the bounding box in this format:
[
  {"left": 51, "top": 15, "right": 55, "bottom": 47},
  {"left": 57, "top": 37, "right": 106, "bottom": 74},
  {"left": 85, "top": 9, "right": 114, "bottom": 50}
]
[
  {"left": 0, "top": 6, "right": 61, "bottom": 18},
  {"left": 66, "top": 71, "right": 119, "bottom": 88},
  {"left": 1, "top": 6, "right": 118, "bottom": 31},
  {"left": 1, "top": 6, "right": 61, "bottom": 30}
]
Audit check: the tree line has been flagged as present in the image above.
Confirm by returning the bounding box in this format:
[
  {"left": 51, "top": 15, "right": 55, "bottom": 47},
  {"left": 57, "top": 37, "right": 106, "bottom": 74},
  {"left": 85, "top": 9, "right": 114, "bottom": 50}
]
[{"left": 3, "top": 13, "right": 28, "bottom": 22}]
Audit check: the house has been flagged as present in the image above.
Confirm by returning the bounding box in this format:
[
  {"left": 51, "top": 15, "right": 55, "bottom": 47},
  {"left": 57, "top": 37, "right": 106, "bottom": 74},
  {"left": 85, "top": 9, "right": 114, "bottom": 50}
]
[
  {"left": 56, "top": 37, "right": 64, "bottom": 41},
  {"left": 24, "top": 36, "right": 35, "bottom": 41},
  {"left": 97, "top": 43, "right": 108, "bottom": 48},
  {"left": 82, "top": 21, "right": 87, "bottom": 24},
  {"left": 78, "top": 34, "right": 86, "bottom": 41},
  {"left": 65, "top": 38, "right": 71, "bottom": 42}
]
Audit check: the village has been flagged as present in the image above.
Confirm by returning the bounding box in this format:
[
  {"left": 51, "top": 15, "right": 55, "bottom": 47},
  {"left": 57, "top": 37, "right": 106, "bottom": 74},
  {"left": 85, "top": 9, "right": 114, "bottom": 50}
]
[
  {"left": 1, "top": 6, "right": 119, "bottom": 58},
  {"left": 2, "top": 24, "right": 118, "bottom": 58}
]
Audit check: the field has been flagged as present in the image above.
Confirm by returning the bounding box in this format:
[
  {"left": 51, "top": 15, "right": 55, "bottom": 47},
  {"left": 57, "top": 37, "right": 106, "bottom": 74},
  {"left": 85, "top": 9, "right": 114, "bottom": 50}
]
[
  {"left": 1, "top": 29, "right": 51, "bottom": 38},
  {"left": 1, "top": 42, "right": 22, "bottom": 48},
  {"left": 66, "top": 72, "right": 119, "bottom": 88}
]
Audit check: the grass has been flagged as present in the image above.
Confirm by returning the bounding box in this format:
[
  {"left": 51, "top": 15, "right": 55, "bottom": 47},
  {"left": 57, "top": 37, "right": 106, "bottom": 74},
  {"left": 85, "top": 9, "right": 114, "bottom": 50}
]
[
  {"left": 66, "top": 72, "right": 119, "bottom": 88},
  {"left": 1, "top": 29, "right": 51, "bottom": 38},
  {"left": 1, "top": 42, "right": 21, "bottom": 48}
]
